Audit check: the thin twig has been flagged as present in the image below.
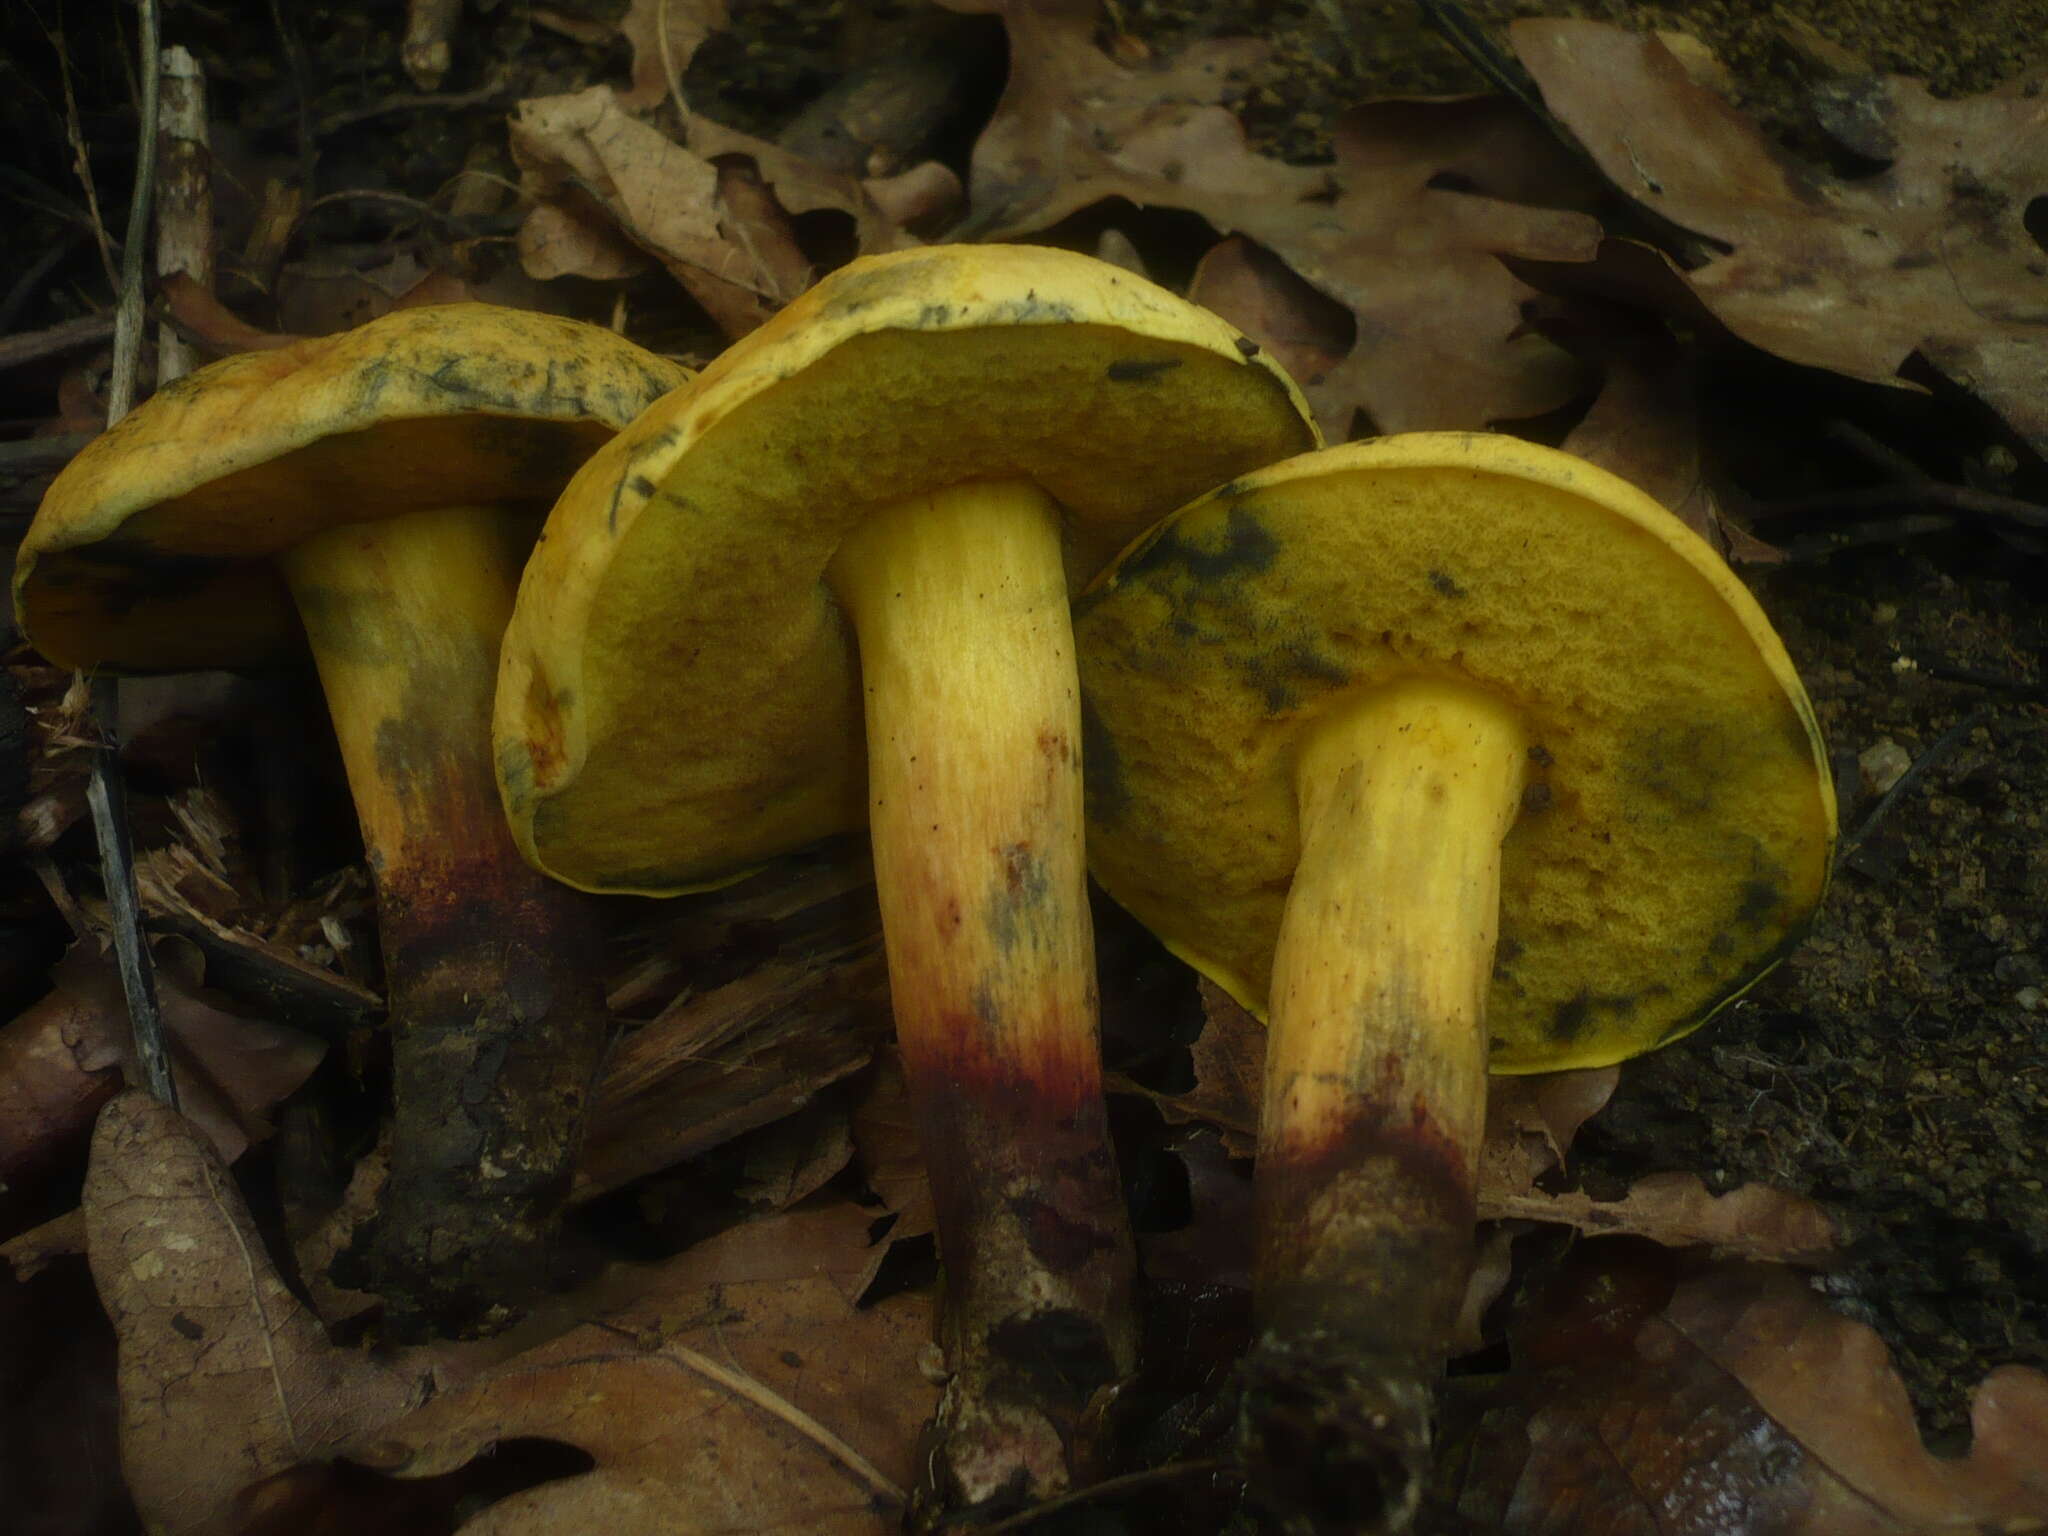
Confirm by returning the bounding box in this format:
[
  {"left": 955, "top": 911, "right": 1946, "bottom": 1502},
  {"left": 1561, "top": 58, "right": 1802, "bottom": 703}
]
[
  {"left": 87, "top": 678, "right": 177, "bottom": 1105},
  {"left": 977, "top": 1459, "right": 1234, "bottom": 1532},
  {"left": 318, "top": 77, "right": 508, "bottom": 135},
  {"left": 0, "top": 230, "right": 91, "bottom": 335},
  {"left": 0, "top": 431, "right": 98, "bottom": 473},
  {"left": 268, "top": 0, "right": 318, "bottom": 201},
  {"left": 1839, "top": 706, "right": 1998, "bottom": 861},
  {"left": 1780, "top": 513, "right": 1957, "bottom": 560},
  {"left": 1825, "top": 419, "right": 1936, "bottom": 486},
  {"left": 1916, "top": 662, "right": 2048, "bottom": 702},
  {"left": 658, "top": 0, "right": 689, "bottom": 116},
  {"left": 1758, "top": 482, "right": 2048, "bottom": 531},
  {"left": 90, "top": 0, "right": 175, "bottom": 1110},
  {"left": 0, "top": 314, "right": 117, "bottom": 373},
  {"left": 664, "top": 1340, "right": 906, "bottom": 1505},
  {"left": 1410, "top": 0, "right": 1549, "bottom": 121},
  {"left": 55, "top": 34, "right": 122, "bottom": 296},
  {"left": 105, "top": 5, "right": 161, "bottom": 420},
  {"left": 294, "top": 188, "right": 486, "bottom": 238}
]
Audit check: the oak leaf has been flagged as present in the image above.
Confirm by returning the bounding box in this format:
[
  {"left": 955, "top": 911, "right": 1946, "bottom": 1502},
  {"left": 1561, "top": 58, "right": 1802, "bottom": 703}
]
[
  {"left": 340, "top": 1202, "right": 935, "bottom": 1534},
  {"left": 953, "top": 3, "right": 1604, "bottom": 435},
  {"left": 84, "top": 1093, "right": 421, "bottom": 1535},
  {"left": 1514, "top": 19, "right": 2048, "bottom": 455},
  {"left": 1446, "top": 1256, "right": 2048, "bottom": 1532}
]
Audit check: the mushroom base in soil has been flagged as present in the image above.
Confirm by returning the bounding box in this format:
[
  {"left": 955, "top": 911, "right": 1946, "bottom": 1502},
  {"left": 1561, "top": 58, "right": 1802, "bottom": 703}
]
[
  {"left": 1240, "top": 679, "right": 1527, "bottom": 1529},
  {"left": 284, "top": 505, "right": 610, "bottom": 1330},
  {"left": 830, "top": 479, "right": 1134, "bottom": 1514},
  {"left": 1073, "top": 434, "right": 1836, "bottom": 1531}
]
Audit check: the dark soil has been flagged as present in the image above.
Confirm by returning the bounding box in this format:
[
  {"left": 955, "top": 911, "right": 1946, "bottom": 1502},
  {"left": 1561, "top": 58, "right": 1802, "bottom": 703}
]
[
  {"left": 1589, "top": 529, "right": 2048, "bottom": 1439},
  {"left": 3, "top": 0, "right": 2043, "bottom": 1474}
]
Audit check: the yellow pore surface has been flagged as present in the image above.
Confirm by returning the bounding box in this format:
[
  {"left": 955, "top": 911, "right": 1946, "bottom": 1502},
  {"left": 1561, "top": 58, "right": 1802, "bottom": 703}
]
[
  {"left": 497, "top": 244, "right": 1317, "bottom": 895},
  {"left": 1075, "top": 433, "right": 1837, "bottom": 1073},
  {"left": 16, "top": 304, "right": 690, "bottom": 671}
]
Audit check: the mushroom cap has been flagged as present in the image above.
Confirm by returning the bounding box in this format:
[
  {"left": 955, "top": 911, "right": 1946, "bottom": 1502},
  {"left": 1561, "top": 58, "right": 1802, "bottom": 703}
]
[
  {"left": 496, "top": 243, "right": 1319, "bottom": 896},
  {"left": 16, "top": 304, "right": 691, "bottom": 672},
  {"left": 1074, "top": 433, "right": 1836, "bottom": 1073}
]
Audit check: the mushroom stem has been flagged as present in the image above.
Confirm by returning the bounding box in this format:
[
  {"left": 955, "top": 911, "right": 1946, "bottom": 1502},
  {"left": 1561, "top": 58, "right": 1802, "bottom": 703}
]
[
  {"left": 829, "top": 481, "right": 1137, "bottom": 1518},
  {"left": 1242, "top": 677, "right": 1527, "bottom": 1533},
  {"left": 282, "top": 505, "right": 610, "bottom": 1336}
]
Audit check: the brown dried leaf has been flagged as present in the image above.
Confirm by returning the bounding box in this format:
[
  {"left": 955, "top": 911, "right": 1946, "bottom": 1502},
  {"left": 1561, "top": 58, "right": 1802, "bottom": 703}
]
[
  {"left": 1514, "top": 20, "right": 2048, "bottom": 454},
  {"left": 948, "top": 0, "right": 1276, "bottom": 238},
  {"left": 1491, "top": 1173, "right": 1842, "bottom": 1266},
  {"left": 1540, "top": 299, "right": 1729, "bottom": 549},
  {"left": 1153, "top": 979, "right": 1262, "bottom": 1145},
  {"left": 1478, "top": 1063, "right": 1622, "bottom": 1206},
  {"left": 1667, "top": 1264, "right": 2048, "bottom": 1530},
  {"left": 0, "top": 984, "right": 118, "bottom": 1215},
  {"left": 1140, "top": 1127, "right": 1253, "bottom": 1291},
  {"left": 732, "top": 1102, "right": 854, "bottom": 1211},
  {"left": 1452, "top": 1221, "right": 1526, "bottom": 1357},
  {"left": 955, "top": 6, "right": 1604, "bottom": 434},
  {"left": 272, "top": 251, "right": 483, "bottom": 338},
  {"left": 1187, "top": 235, "right": 1350, "bottom": 402},
  {"left": 517, "top": 198, "right": 654, "bottom": 282},
  {"left": 511, "top": 86, "right": 922, "bottom": 340},
  {"left": 342, "top": 1202, "right": 932, "bottom": 1534},
  {"left": 849, "top": 1051, "right": 936, "bottom": 1247},
  {"left": 51, "top": 944, "right": 326, "bottom": 1166},
  {"left": 616, "top": 0, "right": 728, "bottom": 111},
  {"left": 863, "top": 159, "right": 966, "bottom": 233},
  {"left": 688, "top": 114, "right": 925, "bottom": 259},
  {"left": 84, "top": 1093, "right": 422, "bottom": 1535},
  {"left": 0, "top": 1207, "right": 87, "bottom": 1281},
  {"left": 1283, "top": 99, "right": 1604, "bottom": 435},
  {"left": 511, "top": 85, "right": 775, "bottom": 335},
  {"left": 1447, "top": 1257, "right": 2048, "bottom": 1532}
]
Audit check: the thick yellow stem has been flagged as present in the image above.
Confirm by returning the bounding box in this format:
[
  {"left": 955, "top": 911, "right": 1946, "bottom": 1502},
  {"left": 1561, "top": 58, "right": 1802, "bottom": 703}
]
[
  {"left": 280, "top": 506, "right": 608, "bottom": 1336},
  {"left": 1242, "top": 677, "right": 1527, "bottom": 1533},
  {"left": 281, "top": 505, "right": 523, "bottom": 880},
  {"left": 831, "top": 481, "right": 1096, "bottom": 1091},
  {"left": 829, "top": 480, "right": 1133, "bottom": 1515},
  {"left": 1262, "top": 679, "right": 1528, "bottom": 1205}
]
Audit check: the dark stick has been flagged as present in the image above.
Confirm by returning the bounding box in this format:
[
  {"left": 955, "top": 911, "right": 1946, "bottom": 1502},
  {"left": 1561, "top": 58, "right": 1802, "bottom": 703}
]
[
  {"left": 1759, "top": 483, "right": 2048, "bottom": 531},
  {"left": 87, "top": 0, "right": 174, "bottom": 1108},
  {"left": 1824, "top": 419, "right": 1938, "bottom": 486},
  {"left": 976, "top": 1460, "right": 1233, "bottom": 1533},
  {"left": 85, "top": 675, "right": 177, "bottom": 1107},
  {"left": 1839, "top": 706, "right": 1999, "bottom": 861}
]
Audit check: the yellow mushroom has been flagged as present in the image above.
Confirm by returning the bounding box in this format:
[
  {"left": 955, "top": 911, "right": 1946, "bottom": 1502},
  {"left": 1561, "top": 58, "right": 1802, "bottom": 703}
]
[
  {"left": 495, "top": 244, "right": 1319, "bottom": 1518},
  {"left": 1075, "top": 433, "right": 1836, "bottom": 1530},
  {"left": 16, "top": 304, "right": 691, "bottom": 1336}
]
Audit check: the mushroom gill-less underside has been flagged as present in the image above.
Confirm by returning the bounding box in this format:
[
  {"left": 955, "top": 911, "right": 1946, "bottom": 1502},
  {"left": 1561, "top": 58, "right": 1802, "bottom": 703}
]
[{"left": 1077, "top": 436, "right": 1834, "bottom": 1075}]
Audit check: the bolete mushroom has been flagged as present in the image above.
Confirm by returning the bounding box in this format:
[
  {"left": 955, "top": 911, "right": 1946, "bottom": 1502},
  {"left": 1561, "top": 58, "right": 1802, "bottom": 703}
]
[
  {"left": 1072, "top": 433, "right": 1835, "bottom": 1530},
  {"left": 493, "top": 244, "right": 1318, "bottom": 1515},
  {"left": 16, "top": 304, "right": 690, "bottom": 1334}
]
